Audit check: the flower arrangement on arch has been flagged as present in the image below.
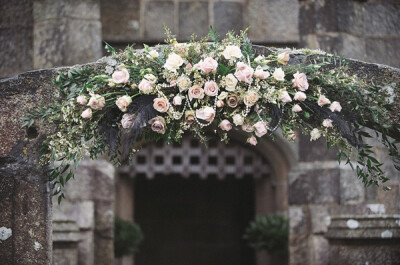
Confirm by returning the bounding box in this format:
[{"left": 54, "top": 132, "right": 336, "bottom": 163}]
[{"left": 22, "top": 27, "right": 400, "bottom": 203}]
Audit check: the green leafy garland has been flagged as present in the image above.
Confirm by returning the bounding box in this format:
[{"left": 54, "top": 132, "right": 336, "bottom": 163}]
[{"left": 22, "top": 28, "right": 400, "bottom": 204}]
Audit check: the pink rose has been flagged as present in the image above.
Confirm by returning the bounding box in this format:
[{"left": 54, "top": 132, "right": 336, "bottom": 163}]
[
  {"left": 242, "top": 124, "right": 255, "bottom": 133},
  {"left": 219, "top": 119, "right": 232, "bottom": 131},
  {"left": 153, "top": 98, "right": 170, "bottom": 113},
  {"left": 292, "top": 72, "right": 309, "bottom": 91},
  {"left": 195, "top": 107, "right": 215, "bottom": 122},
  {"left": 248, "top": 136, "right": 258, "bottom": 146},
  {"left": 149, "top": 116, "right": 166, "bottom": 134},
  {"left": 254, "top": 66, "right": 270, "bottom": 79},
  {"left": 112, "top": 68, "right": 130, "bottom": 84},
  {"left": 226, "top": 95, "right": 239, "bottom": 108},
  {"left": 279, "top": 91, "right": 292, "bottom": 103},
  {"left": 76, "top": 95, "right": 87, "bottom": 105},
  {"left": 292, "top": 104, "right": 302, "bottom": 112},
  {"left": 216, "top": 100, "right": 224, "bottom": 108},
  {"left": 81, "top": 108, "right": 92, "bottom": 119},
  {"left": 139, "top": 79, "right": 155, "bottom": 93},
  {"left": 87, "top": 94, "right": 105, "bottom": 110},
  {"left": 204, "top": 81, "right": 219, "bottom": 96},
  {"left": 173, "top": 96, "right": 182, "bottom": 105},
  {"left": 253, "top": 121, "right": 268, "bottom": 137},
  {"left": 188, "top": 85, "right": 205, "bottom": 101},
  {"left": 121, "top": 114, "right": 135, "bottom": 129},
  {"left": 116, "top": 95, "right": 132, "bottom": 112},
  {"left": 318, "top": 95, "right": 331, "bottom": 107},
  {"left": 199, "top": 57, "right": 218, "bottom": 74},
  {"left": 322, "top": 119, "right": 333, "bottom": 127},
  {"left": 329, "top": 101, "right": 342, "bottom": 112},
  {"left": 294, "top": 91, "right": 307, "bottom": 101},
  {"left": 235, "top": 62, "right": 254, "bottom": 84}
]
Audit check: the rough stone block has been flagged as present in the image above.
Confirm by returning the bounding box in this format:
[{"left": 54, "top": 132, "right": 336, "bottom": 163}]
[
  {"left": 310, "top": 205, "right": 330, "bottom": 234},
  {"left": 33, "top": 0, "right": 100, "bottom": 21},
  {"left": 310, "top": 235, "right": 329, "bottom": 265},
  {"left": 339, "top": 165, "right": 365, "bottom": 204},
  {"left": 178, "top": 2, "right": 209, "bottom": 40},
  {"left": 298, "top": 133, "right": 337, "bottom": 162},
  {"left": 246, "top": 0, "right": 299, "bottom": 42},
  {"left": 144, "top": 1, "right": 175, "bottom": 40},
  {"left": 363, "top": 3, "right": 400, "bottom": 36},
  {"left": 289, "top": 165, "right": 340, "bottom": 204},
  {"left": 100, "top": 0, "right": 140, "bottom": 42},
  {"left": 366, "top": 38, "right": 400, "bottom": 68},
  {"left": 214, "top": 2, "right": 243, "bottom": 37},
  {"left": 289, "top": 206, "right": 309, "bottom": 235}
]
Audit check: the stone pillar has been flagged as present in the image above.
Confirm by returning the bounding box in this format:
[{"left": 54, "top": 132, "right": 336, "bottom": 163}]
[
  {"left": 52, "top": 219, "right": 81, "bottom": 265},
  {"left": 33, "top": 0, "right": 102, "bottom": 69}
]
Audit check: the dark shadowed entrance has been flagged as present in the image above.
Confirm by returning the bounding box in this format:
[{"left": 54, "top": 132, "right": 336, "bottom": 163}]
[{"left": 134, "top": 174, "right": 255, "bottom": 265}]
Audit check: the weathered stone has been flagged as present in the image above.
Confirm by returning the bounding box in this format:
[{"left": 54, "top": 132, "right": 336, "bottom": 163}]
[
  {"left": 366, "top": 38, "right": 400, "bottom": 68},
  {"left": 310, "top": 205, "right": 329, "bottom": 234},
  {"left": 310, "top": 235, "right": 329, "bottom": 265},
  {"left": 144, "top": 1, "right": 175, "bottom": 40},
  {"left": 289, "top": 206, "right": 309, "bottom": 235},
  {"left": 100, "top": 0, "right": 140, "bottom": 42},
  {"left": 178, "top": 2, "right": 209, "bottom": 41},
  {"left": 246, "top": 0, "right": 299, "bottom": 43},
  {"left": 298, "top": 133, "right": 337, "bottom": 162},
  {"left": 289, "top": 165, "right": 340, "bottom": 204},
  {"left": 339, "top": 165, "right": 365, "bottom": 204},
  {"left": 213, "top": 2, "right": 243, "bottom": 37}
]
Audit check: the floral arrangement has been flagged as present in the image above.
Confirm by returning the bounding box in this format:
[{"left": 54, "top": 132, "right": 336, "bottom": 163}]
[{"left": 23, "top": 28, "right": 400, "bottom": 203}]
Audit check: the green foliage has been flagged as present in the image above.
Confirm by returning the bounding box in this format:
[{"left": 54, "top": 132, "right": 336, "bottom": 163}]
[
  {"left": 105, "top": 41, "right": 116, "bottom": 56},
  {"left": 208, "top": 26, "right": 220, "bottom": 43},
  {"left": 114, "top": 217, "right": 144, "bottom": 257},
  {"left": 243, "top": 214, "right": 288, "bottom": 254}
]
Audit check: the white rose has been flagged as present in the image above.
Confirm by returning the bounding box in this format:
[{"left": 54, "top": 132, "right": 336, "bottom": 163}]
[
  {"left": 277, "top": 52, "right": 290, "bottom": 65},
  {"left": 81, "top": 108, "right": 92, "bottom": 119},
  {"left": 177, "top": 75, "right": 191, "bottom": 92},
  {"left": 164, "top": 53, "right": 184, "bottom": 72},
  {"left": 232, "top": 114, "right": 244, "bottom": 126},
  {"left": 273, "top": 68, "right": 285, "bottom": 81},
  {"left": 329, "top": 101, "right": 342, "bottom": 112},
  {"left": 148, "top": 50, "right": 159, "bottom": 59},
  {"left": 218, "top": 91, "right": 228, "bottom": 100},
  {"left": 138, "top": 79, "right": 154, "bottom": 94},
  {"left": 253, "top": 121, "right": 268, "bottom": 137},
  {"left": 116, "top": 95, "right": 132, "bottom": 112},
  {"left": 244, "top": 90, "right": 259, "bottom": 106},
  {"left": 279, "top": 91, "right": 292, "bottom": 103},
  {"left": 294, "top": 91, "right": 307, "bottom": 101},
  {"left": 195, "top": 107, "right": 215, "bottom": 122},
  {"left": 222, "top": 45, "right": 243, "bottom": 60},
  {"left": 224, "top": 74, "right": 238, "bottom": 91},
  {"left": 322, "top": 119, "right": 333, "bottom": 127},
  {"left": 292, "top": 104, "right": 302, "bottom": 112},
  {"left": 318, "top": 95, "right": 331, "bottom": 107},
  {"left": 254, "top": 66, "right": 270, "bottom": 79},
  {"left": 310, "top": 128, "right": 321, "bottom": 141},
  {"left": 254, "top": 55, "right": 264, "bottom": 63},
  {"left": 173, "top": 95, "right": 182, "bottom": 105}
]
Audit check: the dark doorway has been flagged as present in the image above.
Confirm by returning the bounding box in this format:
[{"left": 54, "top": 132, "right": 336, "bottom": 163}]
[{"left": 134, "top": 174, "right": 255, "bottom": 265}]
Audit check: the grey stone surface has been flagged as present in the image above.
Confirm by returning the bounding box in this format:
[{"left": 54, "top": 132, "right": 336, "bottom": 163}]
[
  {"left": 100, "top": 0, "right": 140, "bottom": 42},
  {"left": 246, "top": 0, "right": 299, "bottom": 42},
  {"left": 310, "top": 205, "right": 329, "bottom": 234},
  {"left": 339, "top": 165, "right": 365, "bottom": 204},
  {"left": 298, "top": 133, "right": 337, "bottom": 162},
  {"left": 178, "top": 1, "right": 209, "bottom": 41},
  {"left": 144, "top": 1, "right": 175, "bottom": 40},
  {"left": 366, "top": 38, "right": 400, "bottom": 68},
  {"left": 214, "top": 2, "right": 243, "bottom": 37},
  {"left": 310, "top": 235, "right": 329, "bottom": 265}
]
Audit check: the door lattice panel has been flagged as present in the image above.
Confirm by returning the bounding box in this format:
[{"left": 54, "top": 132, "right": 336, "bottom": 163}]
[{"left": 120, "top": 137, "right": 270, "bottom": 179}]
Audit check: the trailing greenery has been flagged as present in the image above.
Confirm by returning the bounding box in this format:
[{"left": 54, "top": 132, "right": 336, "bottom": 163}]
[
  {"left": 114, "top": 217, "right": 144, "bottom": 257},
  {"left": 243, "top": 214, "right": 288, "bottom": 254}
]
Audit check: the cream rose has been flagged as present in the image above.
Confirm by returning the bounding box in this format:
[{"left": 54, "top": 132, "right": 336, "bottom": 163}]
[
  {"left": 138, "top": 79, "right": 154, "bottom": 94},
  {"left": 242, "top": 123, "right": 255, "bottom": 133},
  {"left": 218, "top": 91, "right": 228, "bottom": 100},
  {"left": 244, "top": 90, "right": 260, "bottom": 106},
  {"left": 204, "top": 81, "right": 219, "bottom": 96},
  {"left": 164, "top": 53, "right": 184, "bottom": 72},
  {"left": 224, "top": 74, "right": 238, "bottom": 91},
  {"left": 254, "top": 121, "right": 268, "bottom": 137},
  {"left": 310, "top": 128, "right": 321, "bottom": 141},
  {"left": 148, "top": 50, "right": 159, "bottom": 59},
  {"left": 177, "top": 75, "right": 191, "bottom": 92},
  {"left": 77, "top": 95, "right": 87, "bottom": 105},
  {"left": 81, "top": 108, "right": 92, "bottom": 119},
  {"left": 329, "top": 101, "right": 342, "bottom": 112},
  {"left": 216, "top": 100, "right": 224, "bottom": 108},
  {"left": 254, "top": 66, "right": 270, "bottom": 79},
  {"left": 222, "top": 45, "right": 243, "bottom": 60},
  {"left": 219, "top": 119, "right": 232, "bottom": 131},
  {"left": 322, "top": 119, "right": 333, "bottom": 127},
  {"left": 112, "top": 68, "right": 130, "bottom": 84},
  {"left": 87, "top": 94, "right": 105, "bottom": 110},
  {"left": 273, "top": 68, "right": 285, "bottom": 81},
  {"left": 226, "top": 95, "right": 239, "bottom": 108},
  {"left": 248, "top": 136, "right": 258, "bottom": 146},
  {"left": 199, "top": 57, "right": 218, "bottom": 74},
  {"left": 121, "top": 114, "right": 135, "bottom": 129},
  {"left": 195, "top": 107, "right": 215, "bottom": 122},
  {"left": 116, "top": 95, "right": 132, "bottom": 112},
  {"left": 173, "top": 95, "right": 182, "bottom": 105},
  {"left": 149, "top": 116, "right": 166, "bottom": 134},
  {"left": 153, "top": 97, "right": 170, "bottom": 113},
  {"left": 277, "top": 52, "right": 290, "bottom": 65},
  {"left": 292, "top": 104, "right": 302, "bottom": 112},
  {"left": 294, "top": 91, "right": 307, "bottom": 101},
  {"left": 232, "top": 114, "right": 244, "bottom": 126},
  {"left": 235, "top": 62, "right": 254, "bottom": 84},
  {"left": 279, "top": 91, "right": 292, "bottom": 103},
  {"left": 318, "top": 95, "right": 331, "bottom": 107},
  {"left": 188, "top": 85, "right": 205, "bottom": 101},
  {"left": 292, "top": 72, "right": 309, "bottom": 91}
]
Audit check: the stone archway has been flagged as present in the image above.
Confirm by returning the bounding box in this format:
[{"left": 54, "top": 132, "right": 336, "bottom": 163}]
[{"left": 115, "top": 132, "right": 295, "bottom": 265}]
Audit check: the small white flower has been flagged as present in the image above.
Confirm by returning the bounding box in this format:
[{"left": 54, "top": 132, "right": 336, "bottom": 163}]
[
  {"left": 148, "top": 50, "right": 159, "bottom": 59},
  {"left": 322, "top": 119, "right": 333, "bottom": 127},
  {"left": 310, "top": 128, "right": 321, "bottom": 141}
]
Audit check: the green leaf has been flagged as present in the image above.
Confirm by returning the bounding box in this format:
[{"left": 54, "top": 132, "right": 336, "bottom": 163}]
[
  {"left": 208, "top": 26, "right": 220, "bottom": 42},
  {"left": 104, "top": 41, "right": 116, "bottom": 56}
]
